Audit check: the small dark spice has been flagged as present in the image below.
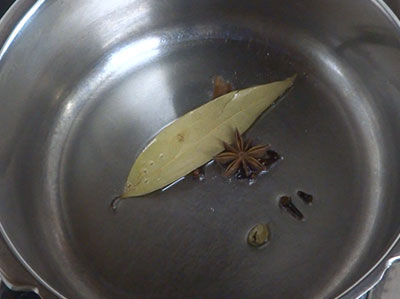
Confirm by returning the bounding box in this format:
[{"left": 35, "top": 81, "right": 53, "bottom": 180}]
[
  {"left": 213, "top": 76, "right": 234, "bottom": 98},
  {"left": 267, "top": 150, "right": 281, "bottom": 161},
  {"left": 248, "top": 172, "right": 257, "bottom": 180},
  {"left": 191, "top": 167, "right": 205, "bottom": 181},
  {"left": 279, "top": 196, "right": 304, "bottom": 221},
  {"left": 260, "top": 150, "right": 282, "bottom": 170},
  {"left": 297, "top": 190, "right": 313, "bottom": 204}
]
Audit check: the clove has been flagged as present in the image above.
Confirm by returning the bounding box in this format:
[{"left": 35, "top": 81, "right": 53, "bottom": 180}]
[
  {"left": 297, "top": 190, "right": 313, "bottom": 204},
  {"left": 279, "top": 196, "right": 304, "bottom": 221},
  {"left": 260, "top": 150, "right": 282, "bottom": 170}
]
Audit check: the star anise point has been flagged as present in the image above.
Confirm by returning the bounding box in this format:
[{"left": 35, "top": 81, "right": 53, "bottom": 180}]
[{"left": 215, "top": 130, "right": 270, "bottom": 178}]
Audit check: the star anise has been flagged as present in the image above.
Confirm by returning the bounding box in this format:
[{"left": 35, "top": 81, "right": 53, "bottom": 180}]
[{"left": 215, "top": 129, "right": 270, "bottom": 177}]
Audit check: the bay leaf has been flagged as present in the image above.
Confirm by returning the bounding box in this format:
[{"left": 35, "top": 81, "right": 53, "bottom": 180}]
[{"left": 122, "top": 75, "right": 296, "bottom": 198}]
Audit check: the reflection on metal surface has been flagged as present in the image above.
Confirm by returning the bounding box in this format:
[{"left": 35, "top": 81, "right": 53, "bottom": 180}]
[
  {"left": 369, "top": 263, "right": 400, "bottom": 298},
  {"left": 107, "top": 37, "right": 160, "bottom": 72},
  {"left": 0, "top": 0, "right": 45, "bottom": 60}
]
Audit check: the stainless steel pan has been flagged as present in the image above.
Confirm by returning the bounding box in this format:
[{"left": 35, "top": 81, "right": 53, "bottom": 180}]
[{"left": 1, "top": 0, "right": 400, "bottom": 298}]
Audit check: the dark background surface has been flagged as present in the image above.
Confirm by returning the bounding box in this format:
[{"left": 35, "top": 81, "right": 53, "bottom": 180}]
[
  {"left": 386, "top": 0, "right": 400, "bottom": 14},
  {"left": 0, "top": 0, "right": 14, "bottom": 17}
]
